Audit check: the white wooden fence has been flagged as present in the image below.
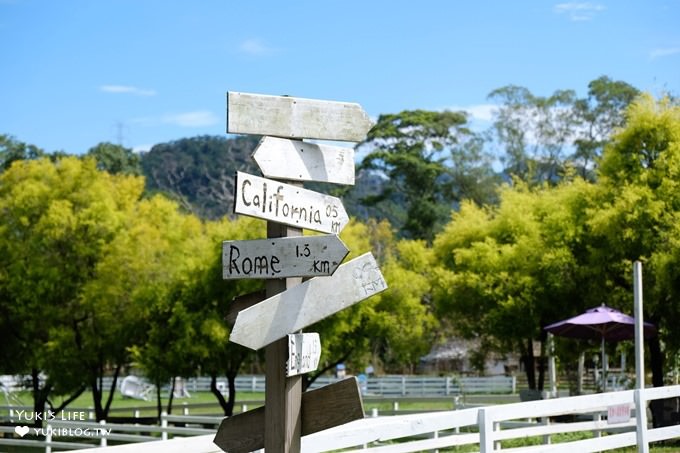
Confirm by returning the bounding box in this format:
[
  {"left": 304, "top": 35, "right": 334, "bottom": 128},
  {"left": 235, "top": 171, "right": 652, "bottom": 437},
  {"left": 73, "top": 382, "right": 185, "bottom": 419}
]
[
  {"left": 2, "top": 385, "right": 680, "bottom": 452},
  {"left": 93, "top": 374, "right": 517, "bottom": 395}
]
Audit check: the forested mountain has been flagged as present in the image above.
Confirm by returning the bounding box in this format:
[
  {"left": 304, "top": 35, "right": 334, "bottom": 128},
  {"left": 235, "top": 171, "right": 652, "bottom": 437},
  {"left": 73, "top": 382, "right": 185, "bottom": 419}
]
[
  {"left": 139, "top": 134, "right": 397, "bottom": 222},
  {"left": 140, "top": 135, "right": 261, "bottom": 219}
]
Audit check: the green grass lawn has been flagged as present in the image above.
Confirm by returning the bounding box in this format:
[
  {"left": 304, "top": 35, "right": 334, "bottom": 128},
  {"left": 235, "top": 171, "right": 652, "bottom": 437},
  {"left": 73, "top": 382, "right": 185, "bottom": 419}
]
[{"left": 1, "top": 390, "right": 265, "bottom": 418}]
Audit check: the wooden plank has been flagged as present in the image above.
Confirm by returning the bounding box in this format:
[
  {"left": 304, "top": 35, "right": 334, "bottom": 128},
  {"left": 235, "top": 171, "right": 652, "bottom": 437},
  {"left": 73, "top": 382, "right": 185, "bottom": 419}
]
[
  {"left": 227, "top": 92, "right": 373, "bottom": 142},
  {"left": 222, "top": 235, "right": 349, "bottom": 280},
  {"left": 225, "top": 290, "right": 265, "bottom": 327},
  {"left": 229, "top": 252, "right": 387, "bottom": 350},
  {"left": 213, "top": 377, "right": 364, "bottom": 453},
  {"left": 234, "top": 171, "right": 349, "bottom": 234},
  {"left": 286, "top": 333, "right": 321, "bottom": 377},
  {"left": 252, "top": 136, "right": 355, "bottom": 185}
]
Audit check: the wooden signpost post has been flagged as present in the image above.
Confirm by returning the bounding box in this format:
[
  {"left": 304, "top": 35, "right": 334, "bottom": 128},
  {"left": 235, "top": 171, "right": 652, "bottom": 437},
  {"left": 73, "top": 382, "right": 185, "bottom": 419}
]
[{"left": 215, "top": 91, "right": 382, "bottom": 453}]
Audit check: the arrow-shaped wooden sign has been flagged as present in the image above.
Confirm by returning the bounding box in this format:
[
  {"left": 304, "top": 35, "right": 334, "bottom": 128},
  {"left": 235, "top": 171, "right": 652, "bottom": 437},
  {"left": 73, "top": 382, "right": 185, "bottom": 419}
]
[
  {"left": 223, "top": 235, "right": 349, "bottom": 279},
  {"left": 233, "top": 171, "right": 350, "bottom": 234},
  {"left": 230, "top": 252, "right": 387, "bottom": 350},
  {"left": 227, "top": 92, "right": 373, "bottom": 142},
  {"left": 253, "top": 136, "right": 355, "bottom": 185},
  {"left": 213, "top": 377, "right": 365, "bottom": 453}
]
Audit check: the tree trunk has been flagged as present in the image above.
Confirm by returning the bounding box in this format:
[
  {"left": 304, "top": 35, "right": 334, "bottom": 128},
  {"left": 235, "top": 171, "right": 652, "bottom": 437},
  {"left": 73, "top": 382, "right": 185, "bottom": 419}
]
[
  {"left": 156, "top": 380, "right": 163, "bottom": 422},
  {"left": 50, "top": 385, "right": 87, "bottom": 415},
  {"left": 649, "top": 335, "right": 665, "bottom": 427},
  {"left": 101, "top": 364, "right": 121, "bottom": 420},
  {"left": 90, "top": 371, "right": 105, "bottom": 422},
  {"left": 537, "top": 340, "right": 546, "bottom": 392},
  {"left": 31, "top": 368, "right": 50, "bottom": 428},
  {"left": 522, "top": 338, "right": 536, "bottom": 390},
  {"left": 210, "top": 374, "right": 232, "bottom": 416},
  {"left": 166, "top": 377, "right": 176, "bottom": 415}
]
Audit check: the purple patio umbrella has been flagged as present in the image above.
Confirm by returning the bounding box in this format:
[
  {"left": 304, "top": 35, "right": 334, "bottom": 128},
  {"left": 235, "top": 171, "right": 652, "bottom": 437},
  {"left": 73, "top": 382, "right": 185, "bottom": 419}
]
[{"left": 544, "top": 305, "right": 656, "bottom": 391}]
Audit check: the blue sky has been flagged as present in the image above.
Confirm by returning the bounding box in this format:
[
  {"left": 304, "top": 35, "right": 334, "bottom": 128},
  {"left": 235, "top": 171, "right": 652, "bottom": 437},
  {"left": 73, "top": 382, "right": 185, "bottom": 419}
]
[{"left": 1, "top": 0, "right": 679, "bottom": 155}]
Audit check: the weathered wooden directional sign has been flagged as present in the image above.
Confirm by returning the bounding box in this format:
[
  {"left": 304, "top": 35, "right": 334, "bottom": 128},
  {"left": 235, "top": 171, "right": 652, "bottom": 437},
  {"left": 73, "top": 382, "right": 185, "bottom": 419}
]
[
  {"left": 223, "top": 235, "right": 349, "bottom": 280},
  {"left": 286, "top": 333, "right": 321, "bottom": 377},
  {"left": 227, "top": 92, "right": 373, "bottom": 142},
  {"left": 213, "top": 377, "right": 365, "bottom": 453},
  {"left": 253, "top": 136, "right": 355, "bottom": 185},
  {"left": 234, "top": 171, "right": 350, "bottom": 234},
  {"left": 230, "top": 252, "right": 387, "bottom": 350}
]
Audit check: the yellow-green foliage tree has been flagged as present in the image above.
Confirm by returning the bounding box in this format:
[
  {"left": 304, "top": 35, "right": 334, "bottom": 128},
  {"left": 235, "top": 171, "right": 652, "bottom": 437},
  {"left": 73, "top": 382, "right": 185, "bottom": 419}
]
[
  {"left": 0, "top": 157, "right": 143, "bottom": 420},
  {"left": 588, "top": 95, "right": 680, "bottom": 395},
  {"left": 85, "top": 194, "right": 207, "bottom": 420},
  {"left": 139, "top": 215, "right": 265, "bottom": 417},
  {"left": 432, "top": 179, "right": 596, "bottom": 388}
]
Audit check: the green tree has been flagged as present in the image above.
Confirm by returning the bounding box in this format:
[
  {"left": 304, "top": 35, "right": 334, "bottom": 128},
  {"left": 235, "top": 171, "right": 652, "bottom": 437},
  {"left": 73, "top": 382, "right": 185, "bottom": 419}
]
[
  {"left": 358, "top": 110, "right": 484, "bottom": 241},
  {"left": 0, "top": 157, "right": 143, "bottom": 420},
  {"left": 158, "top": 215, "right": 265, "bottom": 416},
  {"left": 432, "top": 179, "right": 596, "bottom": 388},
  {"left": 86, "top": 142, "right": 142, "bottom": 175},
  {"left": 572, "top": 76, "right": 640, "bottom": 178},
  {"left": 0, "top": 134, "right": 45, "bottom": 171},
  {"left": 83, "top": 194, "right": 205, "bottom": 420},
  {"left": 588, "top": 94, "right": 680, "bottom": 397},
  {"left": 488, "top": 86, "right": 577, "bottom": 183}
]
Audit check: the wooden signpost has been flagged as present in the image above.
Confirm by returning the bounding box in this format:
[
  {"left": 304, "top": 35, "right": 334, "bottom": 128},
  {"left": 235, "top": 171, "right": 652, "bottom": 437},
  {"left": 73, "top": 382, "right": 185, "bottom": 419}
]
[
  {"left": 222, "top": 235, "right": 349, "bottom": 279},
  {"left": 234, "top": 171, "right": 350, "bottom": 234},
  {"left": 216, "top": 91, "right": 380, "bottom": 453},
  {"left": 230, "top": 252, "right": 386, "bottom": 350},
  {"left": 213, "top": 377, "right": 365, "bottom": 453},
  {"left": 227, "top": 92, "right": 373, "bottom": 142},
  {"left": 253, "top": 136, "right": 356, "bottom": 185}
]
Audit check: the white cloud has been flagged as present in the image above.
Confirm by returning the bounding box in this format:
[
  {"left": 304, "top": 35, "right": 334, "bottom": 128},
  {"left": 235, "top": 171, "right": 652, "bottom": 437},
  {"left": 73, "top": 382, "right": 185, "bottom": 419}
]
[
  {"left": 132, "top": 144, "right": 153, "bottom": 154},
  {"left": 162, "top": 111, "right": 220, "bottom": 127},
  {"left": 239, "top": 38, "right": 275, "bottom": 56},
  {"left": 650, "top": 47, "right": 680, "bottom": 60},
  {"left": 446, "top": 104, "right": 498, "bottom": 122},
  {"left": 464, "top": 104, "right": 498, "bottom": 122},
  {"left": 100, "top": 85, "right": 157, "bottom": 96},
  {"left": 554, "top": 2, "right": 605, "bottom": 21}
]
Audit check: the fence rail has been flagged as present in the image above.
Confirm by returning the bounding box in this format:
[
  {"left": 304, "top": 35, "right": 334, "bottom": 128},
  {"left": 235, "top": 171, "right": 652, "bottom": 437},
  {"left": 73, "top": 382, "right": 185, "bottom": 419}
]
[
  {"left": 2, "top": 374, "right": 516, "bottom": 399},
  {"left": 2, "top": 386, "right": 680, "bottom": 452},
  {"left": 171, "top": 374, "right": 516, "bottom": 395}
]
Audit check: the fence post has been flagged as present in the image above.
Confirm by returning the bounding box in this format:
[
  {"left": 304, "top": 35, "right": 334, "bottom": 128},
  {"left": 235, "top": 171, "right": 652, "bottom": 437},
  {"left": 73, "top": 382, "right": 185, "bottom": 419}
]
[
  {"left": 371, "top": 408, "right": 378, "bottom": 417},
  {"left": 100, "top": 419, "right": 107, "bottom": 447},
  {"left": 478, "top": 407, "right": 494, "bottom": 453},
  {"left": 511, "top": 376, "right": 516, "bottom": 394},
  {"left": 161, "top": 411, "right": 168, "bottom": 441},
  {"left": 183, "top": 402, "right": 189, "bottom": 415},
  {"left": 45, "top": 422, "right": 52, "bottom": 453},
  {"left": 541, "top": 417, "right": 551, "bottom": 445},
  {"left": 593, "top": 412, "right": 601, "bottom": 438},
  {"left": 445, "top": 377, "right": 451, "bottom": 395},
  {"left": 635, "top": 388, "right": 649, "bottom": 453},
  {"left": 401, "top": 376, "right": 406, "bottom": 396}
]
